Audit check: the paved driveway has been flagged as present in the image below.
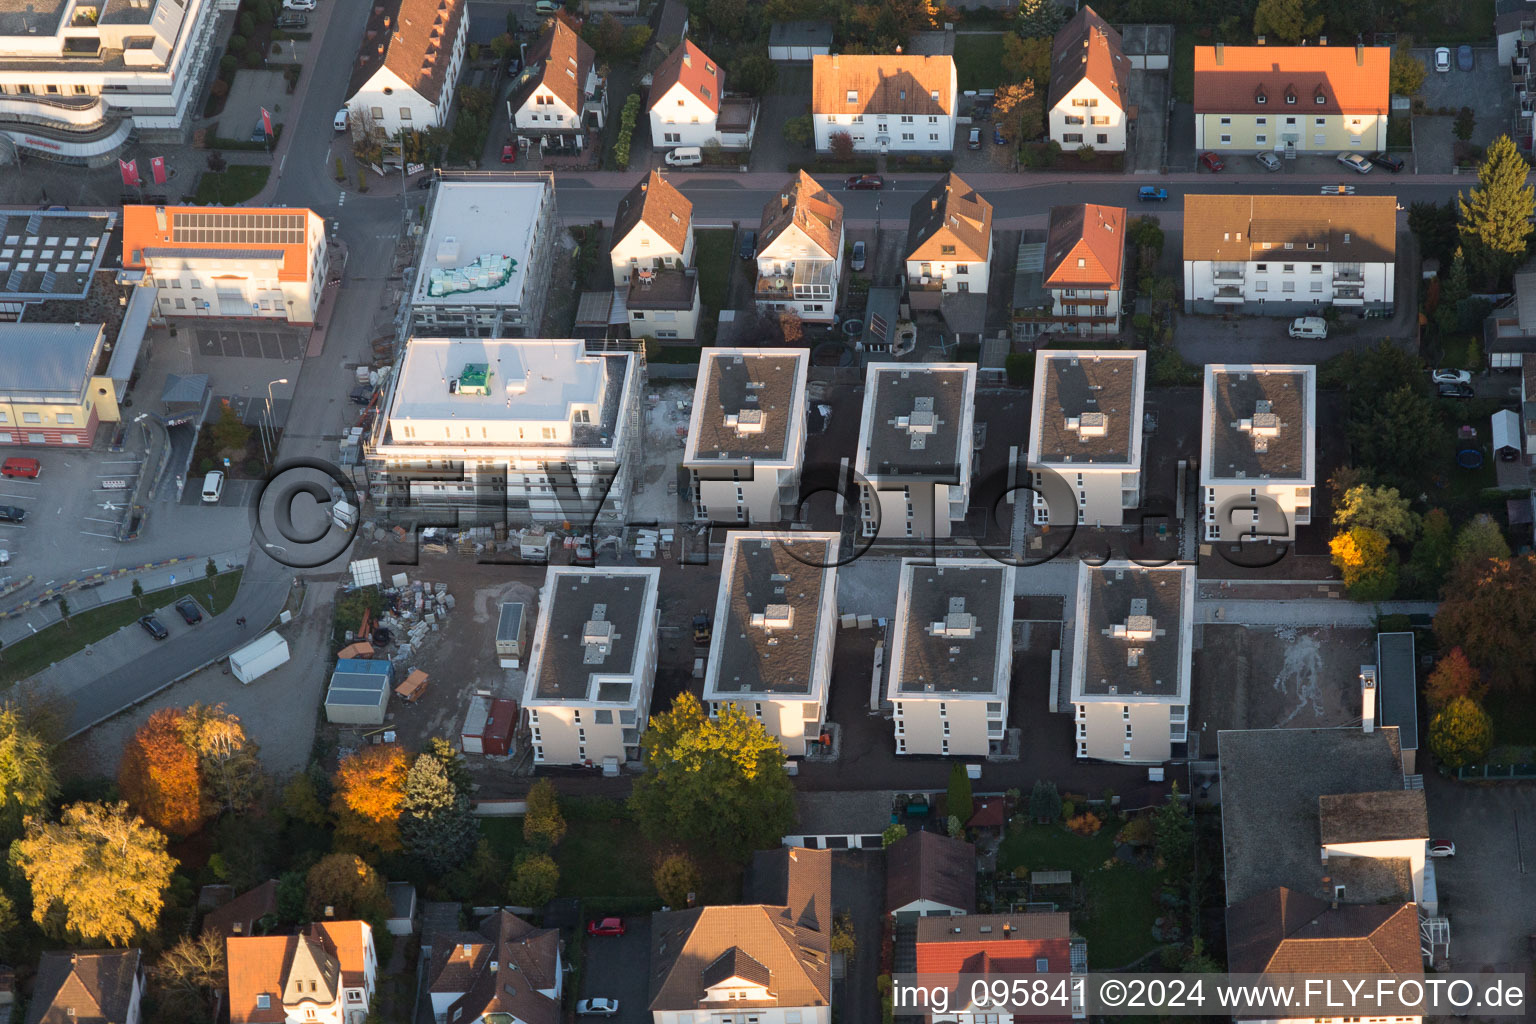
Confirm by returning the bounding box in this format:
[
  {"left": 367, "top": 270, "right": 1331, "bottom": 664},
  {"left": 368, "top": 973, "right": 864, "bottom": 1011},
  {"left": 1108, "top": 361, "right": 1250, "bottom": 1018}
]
[
  {"left": 579, "top": 918, "right": 651, "bottom": 1024},
  {"left": 753, "top": 65, "right": 813, "bottom": 171},
  {"left": 1127, "top": 69, "right": 1170, "bottom": 173}
]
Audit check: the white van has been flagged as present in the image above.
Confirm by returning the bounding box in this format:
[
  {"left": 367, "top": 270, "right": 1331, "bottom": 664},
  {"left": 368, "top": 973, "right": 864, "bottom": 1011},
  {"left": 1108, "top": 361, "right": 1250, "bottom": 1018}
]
[
  {"left": 1288, "top": 316, "right": 1328, "bottom": 339},
  {"left": 201, "top": 471, "right": 225, "bottom": 504},
  {"left": 334, "top": 108, "right": 350, "bottom": 132},
  {"left": 665, "top": 146, "right": 703, "bottom": 167}
]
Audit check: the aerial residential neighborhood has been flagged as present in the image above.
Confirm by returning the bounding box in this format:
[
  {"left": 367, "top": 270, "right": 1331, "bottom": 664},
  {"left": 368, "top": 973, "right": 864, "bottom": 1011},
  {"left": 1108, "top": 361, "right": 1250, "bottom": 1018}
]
[{"left": 0, "top": 0, "right": 1534, "bottom": 1017}]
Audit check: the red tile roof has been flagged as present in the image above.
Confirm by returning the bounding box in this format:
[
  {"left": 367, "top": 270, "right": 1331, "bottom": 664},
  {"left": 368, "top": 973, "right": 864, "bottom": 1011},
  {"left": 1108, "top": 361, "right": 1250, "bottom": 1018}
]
[
  {"left": 28, "top": 950, "right": 141, "bottom": 1024},
  {"left": 1048, "top": 6, "right": 1126, "bottom": 111},
  {"left": 1226, "top": 888, "right": 1422, "bottom": 974},
  {"left": 758, "top": 171, "right": 844, "bottom": 259},
  {"left": 202, "top": 880, "right": 278, "bottom": 940},
  {"left": 515, "top": 14, "right": 596, "bottom": 116},
  {"left": 1193, "top": 44, "right": 1390, "bottom": 115},
  {"left": 649, "top": 39, "right": 723, "bottom": 115},
  {"left": 227, "top": 922, "right": 372, "bottom": 1024},
  {"left": 1044, "top": 203, "right": 1125, "bottom": 289},
  {"left": 812, "top": 54, "right": 955, "bottom": 116},
  {"left": 915, "top": 915, "right": 1074, "bottom": 1024},
  {"left": 347, "top": 0, "right": 467, "bottom": 104}
]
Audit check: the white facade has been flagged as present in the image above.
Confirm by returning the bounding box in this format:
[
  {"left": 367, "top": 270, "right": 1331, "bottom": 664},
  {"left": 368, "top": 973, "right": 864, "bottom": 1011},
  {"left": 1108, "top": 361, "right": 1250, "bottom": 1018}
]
[
  {"left": 754, "top": 186, "right": 843, "bottom": 324},
  {"left": 522, "top": 566, "right": 661, "bottom": 766},
  {"left": 1183, "top": 256, "right": 1394, "bottom": 313},
  {"left": 650, "top": 82, "right": 718, "bottom": 149},
  {"left": 347, "top": 31, "right": 466, "bottom": 138},
  {"left": 683, "top": 348, "right": 808, "bottom": 524},
  {"left": 610, "top": 206, "right": 693, "bottom": 287},
  {"left": 1050, "top": 77, "right": 1126, "bottom": 151},
  {"left": 511, "top": 69, "right": 594, "bottom": 133},
  {"left": 811, "top": 54, "right": 957, "bottom": 153},
  {"left": 1200, "top": 364, "right": 1316, "bottom": 544},
  {"left": 854, "top": 364, "right": 977, "bottom": 540},
  {"left": 1028, "top": 350, "right": 1146, "bottom": 528},
  {"left": 904, "top": 239, "right": 992, "bottom": 297}
]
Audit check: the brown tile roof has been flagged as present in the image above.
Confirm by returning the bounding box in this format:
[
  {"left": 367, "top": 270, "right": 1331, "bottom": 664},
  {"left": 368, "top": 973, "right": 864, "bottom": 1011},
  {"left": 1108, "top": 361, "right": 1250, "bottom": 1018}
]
[
  {"left": 1317, "top": 791, "right": 1430, "bottom": 845},
  {"left": 906, "top": 173, "right": 992, "bottom": 264},
  {"left": 1048, "top": 5, "right": 1127, "bottom": 111},
  {"left": 428, "top": 911, "right": 561, "bottom": 1024},
  {"left": 744, "top": 847, "right": 833, "bottom": 934},
  {"left": 1182, "top": 195, "right": 1396, "bottom": 264},
  {"left": 885, "top": 830, "right": 977, "bottom": 915},
  {"left": 27, "top": 950, "right": 141, "bottom": 1024},
  {"left": 758, "top": 171, "right": 843, "bottom": 259},
  {"left": 812, "top": 54, "right": 956, "bottom": 116},
  {"left": 611, "top": 171, "right": 692, "bottom": 255},
  {"left": 1194, "top": 44, "right": 1389, "bottom": 114},
  {"left": 649, "top": 39, "right": 723, "bottom": 115},
  {"left": 1044, "top": 203, "right": 1125, "bottom": 289},
  {"left": 202, "top": 880, "right": 279, "bottom": 940},
  {"left": 648, "top": 904, "right": 831, "bottom": 1012},
  {"left": 228, "top": 922, "right": 373, "bottom": 1024},
  {"left": 346, "top": 0, "right": 467, "bottom": 104},
  {"left": 513, "top": 14, "right": 596, "bottom": 116},
  {"left": 1226, "top": 888, "right": 1422, "bottom": 974}
]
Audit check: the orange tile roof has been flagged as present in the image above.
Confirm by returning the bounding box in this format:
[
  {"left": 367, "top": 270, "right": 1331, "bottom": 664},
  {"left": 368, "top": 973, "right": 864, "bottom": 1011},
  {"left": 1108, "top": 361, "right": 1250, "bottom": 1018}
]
[
  {"left": 906, "top": 172, "right": 992, "bottom": 263},
  {"left": 1227, "top": 889, "right": 1422, "bottom": 974},
  {"left": 227, "top": 922, "right": 372, "bottom": 1024},
  {"left": 611, "top": 171, "right": 692, "bottom": 254},
  {"left": 120, "top": 205, "right": 317, "bottom": 283},
  {"left": 758, "top": 171, "right": 843, "bottom": 259},
  {"left": 1044, "top": 203, "right": 1125, "bottom": 289},
  {"left": 812, "top": 54, "right": 955, "bottom": 116},
  {"left": 313, "top": 921, "right": 372, "bottom": 990},
  {"left": 1194, "top": 44, "right": 1389, "bottom": 115},
  {"left": 1048, "top": 5, "right": 1126, "bottom": 111},
  {"left": 650, "top": 39, "right": 723, "bottom": 115},
  {"left": 514, "top": 14, "right": 596, "bottom": 115},
  {"left": 347, "top": 0, "right": 467, "bottom": 104}
]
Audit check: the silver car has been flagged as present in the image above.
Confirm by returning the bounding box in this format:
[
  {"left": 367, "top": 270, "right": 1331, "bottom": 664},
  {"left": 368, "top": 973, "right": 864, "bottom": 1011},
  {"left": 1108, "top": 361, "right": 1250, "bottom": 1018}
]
[
  {"left": 1336, "top": 152, "right": 1373, "bottom": 174},
  {"left": 1255, "top": 151, "right": 1281, "bottom": 172}
]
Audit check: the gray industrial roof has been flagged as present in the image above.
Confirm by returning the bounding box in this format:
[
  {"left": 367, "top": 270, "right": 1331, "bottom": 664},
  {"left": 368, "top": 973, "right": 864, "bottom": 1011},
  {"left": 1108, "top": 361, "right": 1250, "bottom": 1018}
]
[
  {"left": 1032, "top": 351, "right": 1143, "bottom": 465},
  {"left": 1205, "top": 366, "right": 1312, "bottom": 482},
  {"left": 0, "top": 209, "right": 114, "bottom": 301},
  {"left": 532, "top": 569, "right": 657, "bottom": 702},
  {"left": 1077, "top": 564, "right": 1189, "bottom": 699},
  {"left": 860, "top": 365, "right": 973, "bottom": 479},
  {"left": 1376, "top": 632, "right": 1418, "bottom": 751},
  {"left": 0, "top": 322, "right": 104, "bottom": 401},
  {"left": 705, "top": 534, "right": 835, "bottom": 697},
  {"left": 326, "top": 658, "right": 391, "bottom": 706},
  {"left": 892, "top": 560, "right": 1011, "bottom": 695}
]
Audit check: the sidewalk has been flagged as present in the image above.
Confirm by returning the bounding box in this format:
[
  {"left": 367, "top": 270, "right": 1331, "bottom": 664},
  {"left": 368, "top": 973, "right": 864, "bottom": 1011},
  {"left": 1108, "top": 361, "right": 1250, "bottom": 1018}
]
[{"left": 248, "top": 0, "right": 346, "bottom": 207}]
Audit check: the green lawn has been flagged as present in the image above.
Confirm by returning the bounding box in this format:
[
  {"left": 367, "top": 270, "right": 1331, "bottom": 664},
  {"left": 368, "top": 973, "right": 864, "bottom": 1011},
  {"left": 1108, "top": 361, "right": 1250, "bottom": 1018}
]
[
  {"left": 1408, "top": 0, "right": 1493, "bottom": 43},
  {"left": 1172, "top": 33, "right": 1195, "bottom": 104},
  {"left": 998, "top": 822, "right": 1166, "bottom": 968},
  {"left": 0, "top": 569, "right": 244, "bottom": 687},
  {"left": 954, "top": 33, "right": 1007, "bottom": 93},
  {"left": 482, "top": 798, "right": 661, "bottom": 908},
  {"left": 694, "top": 229, "right": 735, "bottom": 312},
  {"left": 194, "top": 164, "right": 271, "bottom": 205}
]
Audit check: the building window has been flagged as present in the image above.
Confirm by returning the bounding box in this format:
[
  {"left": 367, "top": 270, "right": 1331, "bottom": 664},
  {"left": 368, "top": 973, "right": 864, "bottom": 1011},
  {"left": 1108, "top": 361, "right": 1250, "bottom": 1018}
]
[
  {"left": 1219, "top": 116, "right": 1231, "bottom": 125},
  {"left": 1220, "top": 134, "right": 1231, "bottom": 144},
  {"left": 1256, "top": 117, "right": 1267, "bottom": 125},
  {"left": 56, "top": 413, "right": 74, "bottom": 425},
  {"left": 1063, "top": 133, "right": 1082, "bottom": 143},
  {"left": 21, "top": 413, "right": 39, "bottom": 424},
  {"left": 1255, "top": 134, "right": 1267, "bottom": 144}
]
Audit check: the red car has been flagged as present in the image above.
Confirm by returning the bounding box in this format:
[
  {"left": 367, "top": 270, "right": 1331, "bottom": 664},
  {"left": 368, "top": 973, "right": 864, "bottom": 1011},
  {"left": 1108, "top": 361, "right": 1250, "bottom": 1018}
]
[
  {"left": 587, "top": 917, "right": 625, "bottom": 936},
  {"left": 501, "top": 143, "right": 516, "bottom": 163},
  {"left": 0, "top": 457, "right": 38, "bottom": 479},
  {"left": 1199, "top": 152, "right": 1224, "bottom": 173},
  {"left": 844, "top": 174, "right": 884, "bottom": 190}
]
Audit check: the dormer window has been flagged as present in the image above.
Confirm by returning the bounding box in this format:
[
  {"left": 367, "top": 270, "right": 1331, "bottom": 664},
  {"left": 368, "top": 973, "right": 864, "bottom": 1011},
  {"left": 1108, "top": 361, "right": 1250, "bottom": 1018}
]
[
  {"left": 1285, "top": 93, "right": 1296, "bottom": 104},
  {"left": 1315, "top": 94, "right": 1325, "bottom": 104},
  {"left": 845, "top": 90, "right": 857, "bottom": 103},
  {"left": 930, "top": 90, "right": 939, "bottom": 102},
  {"left": 1255, "top": 91, "right": 1267, "bottom": 104}
]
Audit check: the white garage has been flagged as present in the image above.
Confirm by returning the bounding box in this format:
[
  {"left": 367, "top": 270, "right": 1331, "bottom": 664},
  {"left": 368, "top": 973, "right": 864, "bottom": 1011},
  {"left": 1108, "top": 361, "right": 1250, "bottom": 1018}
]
[{"left": 768, "top": 20, "right": 833, "bottom": 62}]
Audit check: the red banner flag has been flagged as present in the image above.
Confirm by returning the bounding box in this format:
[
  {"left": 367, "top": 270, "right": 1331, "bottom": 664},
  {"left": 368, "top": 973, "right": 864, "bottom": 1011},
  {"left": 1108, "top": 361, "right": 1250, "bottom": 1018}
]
[
  {"left": 119, "top": 159, "right": 140, "bottom": 188},
  {"left": 260, "top": 107, "right": 273, "bottom": 138},
  {"left": 150, "top": 156, "right": 167, "bottom": 185}
]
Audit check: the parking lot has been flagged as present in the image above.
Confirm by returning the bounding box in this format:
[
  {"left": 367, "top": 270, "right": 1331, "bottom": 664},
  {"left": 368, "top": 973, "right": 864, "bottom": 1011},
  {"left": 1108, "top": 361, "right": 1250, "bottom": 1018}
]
[
  {"left": 578, "top": 917, "right": 651, "bottom": 1024},
  {"left": 194, "top": 325, "right": 307, "bottom": 361},
  {"left": 1411, "top": 46, "right": 1517, "bottom": 172}
]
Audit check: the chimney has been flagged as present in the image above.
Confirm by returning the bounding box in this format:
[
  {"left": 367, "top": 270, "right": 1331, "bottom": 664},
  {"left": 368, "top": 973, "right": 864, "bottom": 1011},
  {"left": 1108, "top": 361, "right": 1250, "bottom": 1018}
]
[
  {"left": 781, "top": 193, "right": 789, "bottom": 210},
  {"left": 931, "top": 198, "right": 938, "bottom": 210},
  {"left": 1215, "top": 42, "right": 1224, "bottom": 64},
  {"left": 1356, "top": 42, "right": 1364, "bottom": 65},
  {"left": 1360, "top": 665, "right": 1377, "bottom": 733},
  {"left": 1318, "top": 34, "right": 1327, "bottom": 45},
  {"left": 1255, "top": 34, "right": 1265, "bottom": 45}
]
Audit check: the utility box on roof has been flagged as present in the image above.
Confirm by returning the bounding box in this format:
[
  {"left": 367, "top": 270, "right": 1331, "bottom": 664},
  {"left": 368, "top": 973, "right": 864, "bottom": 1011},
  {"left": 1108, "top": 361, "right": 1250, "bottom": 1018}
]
[{"left": 496, "top": 601, "right": 527, "bottom": 667}]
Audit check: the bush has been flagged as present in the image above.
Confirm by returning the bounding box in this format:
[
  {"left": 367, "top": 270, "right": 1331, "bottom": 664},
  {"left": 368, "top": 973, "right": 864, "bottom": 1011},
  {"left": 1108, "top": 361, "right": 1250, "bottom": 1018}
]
[
  {"left": 1004, "top": 352, "right": 1033, "bottom": 386},
  {"left": 612, "top": 93, "right": 641, "bottom": 170},
  {"left": 239, "top": 12, "right": 254, "bottom": 35},
  {"left": 1060, "top": 799, "right": 1075, "bottom": 820},
  {"left": 881, "top": 823, "right": 907, "bottom": 848},
  {"left": 244, "top": 458, "right": 264, "bottom": 475},
  {"left": 244, "top": 48, "right": 264, "bottom": 68},
  {"left": 1065, "top": 811, "right": 1101, "bottom": 835},
  {"left": 198, "top": 457, "right": 214, "bottom": 474},
  {"left": 219, "top": 54, "right": 238, "bottom": 75}
]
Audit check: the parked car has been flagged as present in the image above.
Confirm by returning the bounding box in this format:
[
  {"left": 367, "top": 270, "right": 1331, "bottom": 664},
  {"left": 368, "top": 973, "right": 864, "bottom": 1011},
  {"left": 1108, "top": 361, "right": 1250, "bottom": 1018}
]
[
  {"left": 534, "top": 0, "right": 560, "bottom": 12},
  {"left": 138, "top": 615, "right": 169, "bottom": 641},
  {"left": 967, "top": 126, "right": 982, "bottom": 149},
  {"left": 845, "top": 174, "right": 884, "bottom": 190},
  {"left": 1438, "top": 382, "right": 1474, "bottom": 398},
  {"left": 501, "top": 143, "right": 516, "bottom": 163},
  {"left": 350, "top": 385, "right": 374, "bottom": 405},
  {"left": 1288, "top": 316, "right": 1328, "bottom": 339},
  {"left": 1255, "top": 151, "right": 1282, "bottom": 172},
  {"left": 738, "top": 229, "right": 756, "bottom": 261},
  {"left": 993, "top": 124, "right": 1006, "bottom": 145},
  {"left": 250, "top": 122, "right": 269, "bottom": 142},
  {"left": 1137, "top": 186, "right": 1169, "bottom": 202},
  {"left": 1435, "top": 47, "right": 1451, "bottom": 72},
  {"left": 576, "top": 999, "right": 619, "bottom": 1017},
  {"left": 174, "top": 597, "right": 204, "bottom": 625},
  {"left": 586, "top": 918, "right": 625, "bottom": 936},
  {"left": 1457, "top": 45, "right": 1474, "bottom": 71},
  {"left": 415, "top": 176, "right": 434, "bottom": 189},
  {"left": 281, "top": 0, "right": 314, "bottom": 11},
  {"left": 1199, "top": 151, "right": 1224, "bottom": 172},
  {"left": 333, "top": 108, "right": 349, "bottom": 132},
  {"left": 1367, "top": 151, "right": 1404, "bottom": 172},
  {"left": 1431, "top": 368, "right": 1473, "bottom": 385},
  {"left": 851, "top": 240, "right": 866, "bottom": 272},
  {"left": 1429, "top": 839, "right": 1456, "bottom": 857},
  {"left": 1, "top": 457, "right": 39, "bottom": 479},
  {"left": 664, "top": 146, "right": 702, "bottom": 167},
  {"left": 201, "top": 471, "right": 224, "bottom": 504},
  {"left": 0, "top": 506, "right": 25, "bottom": 523},
  {"left": 1337, "top": 152, "right": 1373, "bottom": 174},
  {"left": 276, "top": 11, "right": 308, "bottom": 27}
]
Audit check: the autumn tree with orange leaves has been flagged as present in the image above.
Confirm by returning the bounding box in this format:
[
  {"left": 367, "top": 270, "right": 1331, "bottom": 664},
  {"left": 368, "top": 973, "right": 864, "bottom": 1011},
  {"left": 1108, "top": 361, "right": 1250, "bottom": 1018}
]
[
  {"left": 331, "top": 745, "right": 408, "bottom": 851},
  {"left": 119, "top": 708, "right": 205, "bottom": 838}
]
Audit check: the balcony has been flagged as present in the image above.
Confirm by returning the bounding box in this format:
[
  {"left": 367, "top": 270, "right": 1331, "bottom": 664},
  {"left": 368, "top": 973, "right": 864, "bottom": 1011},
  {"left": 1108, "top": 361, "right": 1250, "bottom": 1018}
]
[
  {"left": 1333, "top": 269, "right": 1364, "bottom": 283},
  {"left": 907, "top": 275, "right": 945, "bottom": 292},
  {"left": 1214, "top": 286, "right": 1244, "bottom": 304},
  {"left": 756, "top": 259, "right": 836, "bottom": 300},
  {"left": 1333, "top": 288, "right": 1365, "bottom": 305},
  {"left": 1212, "top": 267, "right": 1245, "bottom": 281}
]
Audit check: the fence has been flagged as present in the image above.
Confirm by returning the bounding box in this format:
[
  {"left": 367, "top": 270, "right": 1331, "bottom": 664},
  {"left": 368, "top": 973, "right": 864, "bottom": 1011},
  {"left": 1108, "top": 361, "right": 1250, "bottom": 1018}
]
[{"left": 1454, "top": 762, "right": 1536, "bottom": 781}]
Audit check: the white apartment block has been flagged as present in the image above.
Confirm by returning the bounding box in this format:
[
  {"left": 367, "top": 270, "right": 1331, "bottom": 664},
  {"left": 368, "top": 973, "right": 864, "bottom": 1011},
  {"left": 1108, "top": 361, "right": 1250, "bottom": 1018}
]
[
  {"left": 811, "top": 53, "right": 956, "bottom": 152},
  {"left": 408, "top": 178, "right": 558, "bottom": 337},
  {"left": 1047, "top": 5, "right": 1128, "bottom": 152},
  {"left": 1200, "top": 364, "right": 1316, "bottom": 543},
  {"left": 1070, "top": 561, "right": 1194, "bottom": 764},
  {"left": 344, "top": 0, "right": 468, "bottom": 138},
  {"left": 365, "top": 338, "right": 641, "bottom": 526},
  {"left": 703, "top": 533, "right": 838, "bottom": 757},
  {"left": 888, "top": 559, "right": 1016, "bottom": 757},
  {"left": 0, "top": 0, "right": 220, "bottom": 164},
  {"left": 1182, "top": 195, "right": 1396, "bottom": 315},
  {"left": 754, "top": 171, "right": 844, "bottom": 324},
  {"left": 683, "top": 348, "right": 809, "bottom": 524},
  {"left": 904, "top": 173, "right": 993, "bottom": 312},
  {"left": 855, "top": 364, "right": 977, "bottom": 540},
  {"left": 522, "top": 566, "right": 660, "bottom": 767},
  {"left": 1028, "top": 350, "right": 1146, "bottom": 527},
  {"left": 121, "top": 205, "right": 329, "bottom": 324}
]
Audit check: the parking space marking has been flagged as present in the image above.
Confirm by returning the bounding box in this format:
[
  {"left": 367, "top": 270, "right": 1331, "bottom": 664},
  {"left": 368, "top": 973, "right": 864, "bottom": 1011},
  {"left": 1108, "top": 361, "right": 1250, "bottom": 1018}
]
[
  {"left": 0, "top": 492, "right": 35, "bottom": 501},
  {"left": 0, "top": 524, "right": 27, "bottom": 530},
  {"left": 79, "top": 530, "right": 117, "bottom": 539}
]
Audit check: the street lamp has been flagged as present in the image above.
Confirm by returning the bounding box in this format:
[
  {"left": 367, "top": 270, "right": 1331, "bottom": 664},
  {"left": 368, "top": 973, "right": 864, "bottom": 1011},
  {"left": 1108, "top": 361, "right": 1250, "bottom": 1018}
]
[{"left": 263, "top": 378, "right": 289, "bottom": 465}]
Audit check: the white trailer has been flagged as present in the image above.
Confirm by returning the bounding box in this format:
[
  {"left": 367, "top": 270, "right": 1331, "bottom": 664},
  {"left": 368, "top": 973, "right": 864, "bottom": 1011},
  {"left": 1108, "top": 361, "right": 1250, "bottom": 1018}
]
[{"left": 229, "top": 631, "right": 290, "bottom": 684}]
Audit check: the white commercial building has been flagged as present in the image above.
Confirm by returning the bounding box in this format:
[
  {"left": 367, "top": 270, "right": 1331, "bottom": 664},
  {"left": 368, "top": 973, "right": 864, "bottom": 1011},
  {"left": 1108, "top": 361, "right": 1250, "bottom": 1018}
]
[
  {"left": 811, "top": 53, "right": 956, "bottom": 153},
  {"left": 343, "top": 0, "right": 468, "bottom": 138},
  {"left": 855, "top": 363, "right": 977, "bottom": 540},
  {"left": 683, "top": 347, "right": 809, "bottom": 524},
  {"left": 408, "top": 177, "right": 559, "bottom": 337},
  {"left": 365, "top": 338, "right": 641, "bottom": 526},
  {"left": 703, "top": 532, "right": 839, "bottom": 757},
  {"left": 1200, "top": 364, "right": 1316, "bottom": 543},
  {"left": 1028, "top": 350, "right": 1146, "bottom": 527},
  {"left": 1070, "top": 561, "right": 1194, "bottom": 764},
  {"left": 0, "top": 0, "right": 219, "bottom": 164},
  {"left": 888, "top": 559, "right": 1015, "bottom": 757},
  {"left": 522, "top": 566, "right": 660, "bottom": 767},
  {"left": 1182, "top": 195, "right": 1396, "bottom": 315},
  {"left": 753, "top": 171, "right": 844, "bottom": 324}
]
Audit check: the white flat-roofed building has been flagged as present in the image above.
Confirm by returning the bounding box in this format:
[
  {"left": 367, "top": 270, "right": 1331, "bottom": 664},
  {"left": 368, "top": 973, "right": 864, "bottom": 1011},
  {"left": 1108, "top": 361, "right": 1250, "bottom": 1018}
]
[
  {"left": 703, "top": 532, "right": 839, "bottom": 757},
  {"left": 888, "top": 559, "right": 1015, "bottom": 757},
  {"left": 854, "top": 363, "right": 977, "bottom": 540},
  {"left": 1200, "top": 364, "right": 1316, "bottom": 543},
  {"left": 407, "top": 178, "right": 559, "bottom": 338},
  {"left": 522, "top": 565, "right": 660, "bottom": 766},
  {"left": 1071, "top": 561, "right": 1194, "bottom": 764},
  {"left": 0, "top": 0, "right": 220, "bottom": 165},
  {"left": 683, "top": 348, "right": 809, "bottom": 524},
  {"left": 1028, "top": 350, "right": 1146, "bottom": 527},
  {"left": 365, "top": 338, "right": 641, "bottom": 526}
]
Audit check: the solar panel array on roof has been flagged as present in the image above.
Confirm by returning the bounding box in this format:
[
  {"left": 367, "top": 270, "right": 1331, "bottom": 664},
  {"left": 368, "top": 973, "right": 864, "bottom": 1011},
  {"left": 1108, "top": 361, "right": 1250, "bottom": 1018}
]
[
  {"left": 170, "top": 212, "right": 306, "bottom": 246},
  {"left": 869, "top": 312, "right": 888, "bottom": 340}
]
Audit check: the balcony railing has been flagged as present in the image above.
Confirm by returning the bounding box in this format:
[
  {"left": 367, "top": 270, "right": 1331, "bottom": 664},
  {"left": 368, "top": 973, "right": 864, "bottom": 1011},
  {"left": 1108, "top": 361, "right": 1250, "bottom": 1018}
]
[
  {"left": 1214, "top": 286, "right": 1244, "bottom": 303},
  {"left": 1212, "top": 267, "right": 1245, "bottom": 280},
  {"left": 1333, "top": 269, "right": 1364, "bottom": 282},
  {"left": 907, "top": 276, "right": 944, "bottom": 291}
]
